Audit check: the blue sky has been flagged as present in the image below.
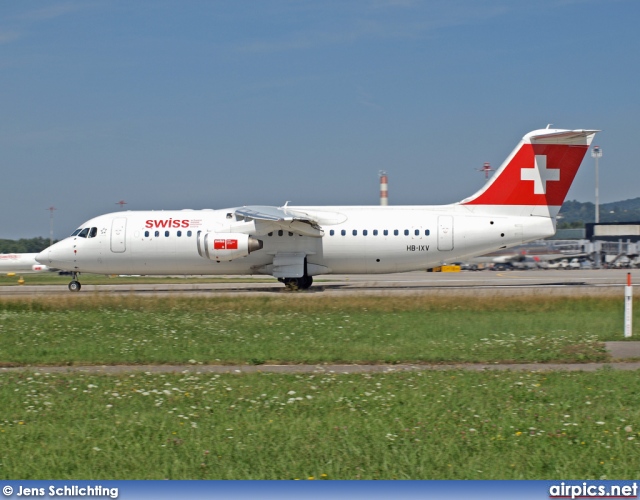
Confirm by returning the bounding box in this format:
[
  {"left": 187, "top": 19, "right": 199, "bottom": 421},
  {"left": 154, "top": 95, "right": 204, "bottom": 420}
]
[{"left": 2, "top": 0, "right": 639, "bottom": 239}]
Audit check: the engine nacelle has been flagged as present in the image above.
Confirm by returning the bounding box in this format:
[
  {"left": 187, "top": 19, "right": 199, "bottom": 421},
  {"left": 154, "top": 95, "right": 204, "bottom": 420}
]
[
  {"left": 32, "top": 264, "right": 49, "bottom": 272},
  {"left": 197, "top": 232, "right": 263, "bottom": 261}
]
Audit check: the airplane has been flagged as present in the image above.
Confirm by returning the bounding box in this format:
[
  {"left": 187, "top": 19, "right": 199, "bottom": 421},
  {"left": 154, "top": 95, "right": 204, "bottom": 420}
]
[
  {"left": 37, "top": 127, "right": 598, "bottom": 292},
  {"left": 0, "top": 253, "right": 52, "bottom": 275},
  {"left": 469, "top": 245, "right": 590, "bottom": 270}
]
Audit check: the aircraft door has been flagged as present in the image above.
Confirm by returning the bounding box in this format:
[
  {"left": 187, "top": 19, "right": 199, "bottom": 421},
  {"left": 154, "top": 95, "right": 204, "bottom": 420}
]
[
  {"left": 111, "top": 217, "right": 127, "bottom": 253},
  {"left": 514, "top": 224, "right": 524, "bottom": 244},
  {"left": 437, "top": 216, "right": 454, "bottom": 251}
]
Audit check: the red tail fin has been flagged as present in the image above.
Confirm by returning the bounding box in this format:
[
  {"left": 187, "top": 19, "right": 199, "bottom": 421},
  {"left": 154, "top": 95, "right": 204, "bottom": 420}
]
[{"left": 461, "top": 129, "right": 598, "bottom": 215}]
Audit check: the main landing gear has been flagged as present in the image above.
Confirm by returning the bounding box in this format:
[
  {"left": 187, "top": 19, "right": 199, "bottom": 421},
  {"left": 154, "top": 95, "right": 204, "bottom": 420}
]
[
  {"left": 68, "top": 272, "right": 81, "bottom": 292},
  {"left": 279, "top": 275, "right": 313, "bottom": 291}
]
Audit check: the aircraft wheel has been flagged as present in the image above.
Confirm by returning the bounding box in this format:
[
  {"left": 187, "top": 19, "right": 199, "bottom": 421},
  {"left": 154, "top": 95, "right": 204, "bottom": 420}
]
[
  {"left": 282, "top": 276, "right": 313, "bottom": 291},
  {"left": 299, "top": 275, "right": 313, "bottom": 290},
  {"left": 282, "top": 278, "right": 299, "bottom": 291},
  {"left": 68, "top": 280, "right": 82, "bottom": 292}
]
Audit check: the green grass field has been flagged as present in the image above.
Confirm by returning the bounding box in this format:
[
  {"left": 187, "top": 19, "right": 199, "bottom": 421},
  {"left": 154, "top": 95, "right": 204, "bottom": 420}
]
[
  {"left": 1, "top": 369, "right": 638, "bottom": 479},
  {"left": 0, "top": 293, "right": 638, "bottom": 479},
  {"left": 0, "top": 294, "right": 630, "bottom": 366}
]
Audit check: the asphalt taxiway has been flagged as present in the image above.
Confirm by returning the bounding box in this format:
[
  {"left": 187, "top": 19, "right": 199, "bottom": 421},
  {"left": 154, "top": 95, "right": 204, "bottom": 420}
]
[{"left": 0, "top": 268, "right": 636, "bottom": 297}]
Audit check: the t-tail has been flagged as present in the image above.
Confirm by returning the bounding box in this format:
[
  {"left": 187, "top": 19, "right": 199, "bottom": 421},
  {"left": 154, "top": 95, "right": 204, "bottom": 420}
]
[{"left": 460, "top": 128, "right": 598, "bottom": 218}]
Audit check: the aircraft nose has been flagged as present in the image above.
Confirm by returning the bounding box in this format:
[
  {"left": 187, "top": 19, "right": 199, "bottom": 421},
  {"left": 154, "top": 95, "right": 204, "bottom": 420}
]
[
  {"left": 37, "top": 240, "right": 75, "bottom": 269},
  {"left": 35, "top": 249, "right": 49, "bottom": 265}
]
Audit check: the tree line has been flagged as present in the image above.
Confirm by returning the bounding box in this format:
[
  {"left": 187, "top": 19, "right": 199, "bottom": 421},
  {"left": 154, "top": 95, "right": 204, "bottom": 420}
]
[{"left": 0, "top": 237, "right": 55, "bottom": 254}]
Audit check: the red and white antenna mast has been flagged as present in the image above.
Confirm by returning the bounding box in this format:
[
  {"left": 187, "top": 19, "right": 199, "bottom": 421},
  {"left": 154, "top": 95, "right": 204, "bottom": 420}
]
[
  {"left": 379, "top": 170, "right": 388, "bottom": 206},
  {"left": 477, "top": 162, "right": 495, "bottom": 180}
]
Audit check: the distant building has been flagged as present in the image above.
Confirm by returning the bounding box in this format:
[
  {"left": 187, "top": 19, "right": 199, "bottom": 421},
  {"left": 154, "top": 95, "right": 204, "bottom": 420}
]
[{"left": 585, "top": 222, "right": 640, "bottom": 242}]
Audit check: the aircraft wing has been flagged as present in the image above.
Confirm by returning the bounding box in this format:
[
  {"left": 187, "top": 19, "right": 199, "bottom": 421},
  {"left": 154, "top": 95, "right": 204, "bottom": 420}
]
[{"left": 235, "top": 206, "right": 325, "bottom": 238}]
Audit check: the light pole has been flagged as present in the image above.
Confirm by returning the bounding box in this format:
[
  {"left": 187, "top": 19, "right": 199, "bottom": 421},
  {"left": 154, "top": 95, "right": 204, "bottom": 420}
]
[
  {"left": 46, "top": 206, "right": 56, "bottom": 246},
  {"left": 476, "top": 162, "right": 495, "bottom": 180},
  {"left": 591, "top": 146, "right": 602, "bottom": 223}
]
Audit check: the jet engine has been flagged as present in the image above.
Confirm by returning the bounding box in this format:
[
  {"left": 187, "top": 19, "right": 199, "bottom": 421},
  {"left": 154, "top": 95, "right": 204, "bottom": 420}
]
[{"left": 197, "top": 232, "right": 263, "bottom": 261}]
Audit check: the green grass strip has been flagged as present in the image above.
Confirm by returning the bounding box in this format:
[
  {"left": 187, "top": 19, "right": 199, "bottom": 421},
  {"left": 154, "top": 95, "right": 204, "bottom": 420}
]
[
  {"left": 0, "top": 294, "right": 630, "bottom": 365},
  {"left": 0, "top": 369, "right": 638, "bottom": 479}
]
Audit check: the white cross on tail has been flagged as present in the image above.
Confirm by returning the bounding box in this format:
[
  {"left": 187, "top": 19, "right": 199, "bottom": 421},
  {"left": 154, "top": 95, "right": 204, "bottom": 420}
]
[{"left": 520, "top": 155, "right": 560, "bottom": 195}]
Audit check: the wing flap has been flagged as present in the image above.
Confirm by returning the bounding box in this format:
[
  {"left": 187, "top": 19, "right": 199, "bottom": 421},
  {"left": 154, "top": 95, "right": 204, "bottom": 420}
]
[{"left": 235, "top": 206, "right": 324, "bottom": 237}]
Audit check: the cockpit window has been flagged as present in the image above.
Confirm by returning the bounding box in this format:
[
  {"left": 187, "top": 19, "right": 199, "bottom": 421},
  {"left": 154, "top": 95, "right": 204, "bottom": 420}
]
[
  {"left": 77, "top": 228, "right": 90, "bottom": 238},
  {"left": 88, "top": 227, "right": 98, "bottom": 238},
  {"left": 71, "top": 228, "right": 82, "bottom": 236}
]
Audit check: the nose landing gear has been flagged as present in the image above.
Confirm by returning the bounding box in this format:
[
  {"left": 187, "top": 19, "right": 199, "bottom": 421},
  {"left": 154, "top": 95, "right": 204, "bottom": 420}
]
[{"left": 68, "top": 272, "right": 81, "bottom": 292}]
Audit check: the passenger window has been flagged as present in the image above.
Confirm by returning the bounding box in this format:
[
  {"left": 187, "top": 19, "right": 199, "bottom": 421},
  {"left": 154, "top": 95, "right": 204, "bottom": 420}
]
[
  {"left": 88, "top": 227, "right": 97, "bottom": 238},
  {"left": 341, "top": 230, "right": 346, "bottom": 236},
  {"left": 425, "top": 229, "right": 430, "bottom": 236},
  {"left": 278, "top": 230, "right": 283, "bottom": 236},
  {"left": 394, "top": 230, "right": 399, "bottom": 236},
  {"left": 404, "top": 230, "right": 409, "bottom": 236},
  {"left": 352, "top": 230, "right": 357, "bottom": 236},
  {"left": 78, "top": 228, "right": 89, "bottom": 238},
  {"left": 165, "top": 231, "right": 170, "bottom": 237},
  {"left": 187, "top": 231, "right": 192, "bottom": 237},
  {"left": 177, "top": 231, "right": 182, "bottom": 237},
  {"left": 71, "top": 228, "right": 82, "bottom": 236},
  {"left": 145, "top": 231, "right": 149, "bottom": 237},
  {"left": 268, "top": 232, "right": 273, "bottom": 237},
  {"left": 363, "top": 230, "right": 368, "bottom": 236},
  {"left": 288, "top": 232, "right": 293, "bottom": 237},
  {"left": 414, "top": 229, "right": 419, "bottom": 236},
  {"left": 330, "top": 230, "right": 335, "bottom": 236},
  {"left": 383, "top": 230, "right": 388, "bottom": 236},
  {"left": 373, "top": 230, "right": 378, "bottom": 236},
  {"left": 155, "top": 231, "right": 159, "bottom": 237}
]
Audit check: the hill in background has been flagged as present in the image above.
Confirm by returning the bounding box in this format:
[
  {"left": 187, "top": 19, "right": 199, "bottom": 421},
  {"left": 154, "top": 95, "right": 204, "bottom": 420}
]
[{"left": 558, "top": 198, "right": 640, "bottom": 228}]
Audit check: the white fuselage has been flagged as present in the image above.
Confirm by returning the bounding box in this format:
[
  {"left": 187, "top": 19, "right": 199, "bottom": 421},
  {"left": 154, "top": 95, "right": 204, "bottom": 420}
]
[{"left": 37, "top": 205, "right": 556, "bottom": 276}]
